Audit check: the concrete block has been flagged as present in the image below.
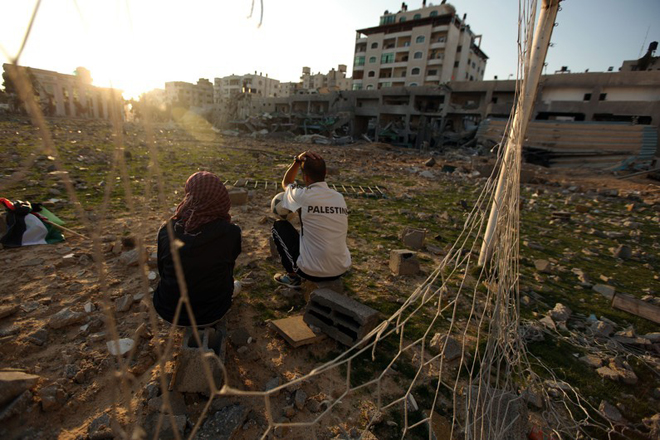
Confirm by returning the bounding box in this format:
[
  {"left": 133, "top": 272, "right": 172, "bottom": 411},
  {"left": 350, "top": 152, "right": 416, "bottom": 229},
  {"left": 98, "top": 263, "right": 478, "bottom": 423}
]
[
  {"left": 304, "top": 289, "right": 380, "bottom": 346},
  {"left": 389, "top": 249, "right": 420, "bottom": 276},
  {"left": 302, "top": 278, "right": 344, "bottom": 302},
  {"left": 171, "top": 325, "right": 226, "bottom": 396},
  {"left": 228, "top": 188, "right": 248, "bottom": 206},
  {"left": 400, "top": 227, "right": 427, "bottom": 250}
]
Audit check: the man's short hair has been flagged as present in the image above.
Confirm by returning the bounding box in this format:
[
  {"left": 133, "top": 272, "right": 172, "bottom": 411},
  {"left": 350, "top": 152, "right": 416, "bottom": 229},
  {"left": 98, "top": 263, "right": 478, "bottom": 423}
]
[{"left": 302, "top": 157, "right": 326, "bottom": 183}]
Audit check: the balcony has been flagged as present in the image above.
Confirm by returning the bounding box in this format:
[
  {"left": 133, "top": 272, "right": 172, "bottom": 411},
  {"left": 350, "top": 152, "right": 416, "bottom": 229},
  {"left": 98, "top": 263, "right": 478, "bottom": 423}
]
[
  {"left": 356, "top": 37, "right": 367, "bottom": 44},
  {"left": 430, "top": 42, "right": 446, "bottom": 50},
  {"left": 431, "top": 25, "right": 449, "bottom": 32},
  {"left": 428, "top": 58, "right": 443, "bottom": 66},
  {"left": 426, "top": 75, "right": 440, "bottom": 81}
]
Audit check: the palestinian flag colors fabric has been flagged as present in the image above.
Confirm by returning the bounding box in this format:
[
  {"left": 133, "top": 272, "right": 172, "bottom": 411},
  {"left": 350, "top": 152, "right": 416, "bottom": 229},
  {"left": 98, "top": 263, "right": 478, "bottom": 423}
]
[{"left": 1, "top": 198, "right": 65, "bottom": 247}]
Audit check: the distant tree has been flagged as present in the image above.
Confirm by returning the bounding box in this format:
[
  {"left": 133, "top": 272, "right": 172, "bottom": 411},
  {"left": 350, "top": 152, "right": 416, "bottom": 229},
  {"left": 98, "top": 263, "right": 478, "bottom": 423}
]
[{"left": 2, "top": 66, "right": 42, "bottom": 115}]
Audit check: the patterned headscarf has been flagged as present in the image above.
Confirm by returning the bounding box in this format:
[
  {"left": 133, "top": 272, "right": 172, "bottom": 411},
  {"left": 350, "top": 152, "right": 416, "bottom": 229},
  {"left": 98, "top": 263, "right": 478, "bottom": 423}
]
[{"left": 174, "top": 172, "right": 231, "bottom": 233}]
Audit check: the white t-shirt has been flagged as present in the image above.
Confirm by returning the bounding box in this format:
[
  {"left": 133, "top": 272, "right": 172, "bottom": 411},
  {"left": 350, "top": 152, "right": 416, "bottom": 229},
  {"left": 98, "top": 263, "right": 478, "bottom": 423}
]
[{"left": 282, "top": 182, "right": 351, "bottom": 277}]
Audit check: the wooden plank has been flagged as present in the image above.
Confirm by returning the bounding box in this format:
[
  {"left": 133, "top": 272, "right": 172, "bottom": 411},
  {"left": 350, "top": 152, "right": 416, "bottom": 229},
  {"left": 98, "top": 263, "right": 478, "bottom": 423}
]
[
  {"left": 612, "top": 293, "right": 660, "bottom": 324},
  {"left": 269, "top": 315, "right": 326, "bottom": 347}
]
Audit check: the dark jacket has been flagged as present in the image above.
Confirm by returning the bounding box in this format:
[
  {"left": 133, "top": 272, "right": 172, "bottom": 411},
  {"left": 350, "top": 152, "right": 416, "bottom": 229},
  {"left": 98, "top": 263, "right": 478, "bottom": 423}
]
[{"left": 153, "top": 218, "right": 241, "bottom": 326}]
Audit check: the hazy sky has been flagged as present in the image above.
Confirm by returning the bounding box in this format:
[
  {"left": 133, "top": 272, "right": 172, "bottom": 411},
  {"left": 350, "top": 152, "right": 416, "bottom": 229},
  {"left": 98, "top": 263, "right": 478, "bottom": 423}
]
[{"left": 1, "top": 0, "right": 659, "bottom": 99}]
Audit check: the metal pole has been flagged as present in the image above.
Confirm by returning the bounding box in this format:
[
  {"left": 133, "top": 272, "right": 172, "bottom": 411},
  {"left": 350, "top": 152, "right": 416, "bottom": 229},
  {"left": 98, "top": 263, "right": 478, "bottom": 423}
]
[{"left": 478, "top": 0, "right": 561, "bottom": 266}]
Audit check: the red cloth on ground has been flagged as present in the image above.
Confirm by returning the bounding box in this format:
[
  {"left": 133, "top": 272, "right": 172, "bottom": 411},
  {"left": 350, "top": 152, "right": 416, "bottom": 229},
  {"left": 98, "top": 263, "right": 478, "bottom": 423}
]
[{"left": 174, "top": 172, "right": 231, "bottom": 233}]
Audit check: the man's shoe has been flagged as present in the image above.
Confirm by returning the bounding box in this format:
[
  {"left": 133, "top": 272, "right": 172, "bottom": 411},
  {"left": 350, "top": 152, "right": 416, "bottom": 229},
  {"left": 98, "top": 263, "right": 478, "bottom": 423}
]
[{"left": 274, "top": 273, "right": 301, "bottom": 289}]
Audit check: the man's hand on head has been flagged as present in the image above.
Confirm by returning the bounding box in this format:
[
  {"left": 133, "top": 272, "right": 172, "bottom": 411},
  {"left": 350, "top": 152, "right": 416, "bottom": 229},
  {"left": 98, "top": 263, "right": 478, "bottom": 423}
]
[{"left": 297, "top": 151, "right": 322, "bottom": 162}]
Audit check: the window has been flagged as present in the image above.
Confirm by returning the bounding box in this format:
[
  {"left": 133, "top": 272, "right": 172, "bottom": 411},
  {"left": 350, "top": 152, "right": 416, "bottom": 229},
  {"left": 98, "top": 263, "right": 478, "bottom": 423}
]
[
  {"left": 430, "top": 10, "right": 438, "bottom": 17},
  {"left": 428, "top": 69, "right": 437, "bottom": 76},
  {"left": 352, "top": 84, "right": 362, "bottom": 90},
  {"left": 470, "top": 75, "right": 474, "bottom": 81},
  {"left": 471, "top": 61, "right": 476, "bottom": 68},
  {"left": 381, "top": 53, "right": 394, "bottom": 64},
  {"left": 457, "top": 45, "right": 462, "bottom": 52},
  {"left": 379, "top": 15, "right": 395, "bottom": 25},
  {"left": 414, "top": 51, "right": 423, "bottom": 59},
  {"left": 371, "top": 42, "right": 378, "bottom": 49},
  {"left": 416, "top": 36, "right": 425, "bottom": 43},
  {"left": 366, "top": 85, "right": 374, "bottom": 90},
  {"left": 411, "top": 67, "right": 420, "bottom": 75},
  {"left": 381, "top": 82, "right": 392, "bottom": 88},
  {"left": 437, "top": 36, "right": 446, "bottom": 43},
  {"left": 599, "top": 93, "right": 607, "bottom": 101},
  {"left": 409, "top": 83, "right": 418, "bottom": 87},
  {"left": 368, "top": 71, "right": 375, "bottom": 77},
  {"left": 369, "top": 56, "right": 376, "bottom": 63},
  {"left": 414, "top": 14, "right": 421, "bottom": 19},
  {"left": 399, "top": 17, "right": 406, "bottom": 22},
  {"left": 454, "top": 61, "right": 459, "bottom": 68},
  {"left": 583, "top": 93, "right": 591, "bottom": 101},
  {"left": 491, "top": 97, "right": 498, "bottom": 104},
  {"left": 354, "top": 56, "right": 365, "bottom": 66}
]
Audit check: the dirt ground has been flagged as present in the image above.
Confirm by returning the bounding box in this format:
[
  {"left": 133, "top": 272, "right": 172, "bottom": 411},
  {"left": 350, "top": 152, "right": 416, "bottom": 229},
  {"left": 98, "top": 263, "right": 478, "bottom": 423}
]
[{"left": 1, "top": 125, "right": 659, "bottom": 440}]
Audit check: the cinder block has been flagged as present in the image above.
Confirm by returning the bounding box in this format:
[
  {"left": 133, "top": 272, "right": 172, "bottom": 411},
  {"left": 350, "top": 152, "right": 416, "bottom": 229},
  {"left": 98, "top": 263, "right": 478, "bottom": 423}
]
[
  {"left": 171, "top": 325, "right": 226, "bottom": 396},
  {"left": 228, "top": 188, "right": 248, "bottom": 206},
  {"left": 302, "top": 278, "right": 344, "bottom": 302},
  {"left": 389, "top": 249, "right": 420, "bottom": 275},
  {"left": 400, "top": 227, "right": 427, "bottom": 250},
  {"left": 303, "top": 289, "right": 379, "bottom": 346}
]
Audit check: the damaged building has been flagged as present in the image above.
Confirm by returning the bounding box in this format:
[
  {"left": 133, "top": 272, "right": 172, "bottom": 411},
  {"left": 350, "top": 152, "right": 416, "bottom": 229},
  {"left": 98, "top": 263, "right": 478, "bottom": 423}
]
[{"left": 242, "top": 51, "right": 660, "bottom": 168}]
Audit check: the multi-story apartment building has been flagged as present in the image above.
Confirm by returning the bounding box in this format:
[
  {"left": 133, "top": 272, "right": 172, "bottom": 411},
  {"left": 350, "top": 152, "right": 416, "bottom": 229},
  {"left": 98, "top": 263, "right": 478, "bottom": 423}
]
[
  {"left": 352, "top": 1, "right": 487, "bottom": 90},
  {"left": 300, "top": 65, "right": 352, "bottom": 93},
  {"left": 2, "top": 64, "right": 123, "bottom": 119},
  {"left": 213, "top": 72, "right": 281, "bottom": 104},
  {"left": 164, "top": 79, "right": 214, "bottom": 108}
]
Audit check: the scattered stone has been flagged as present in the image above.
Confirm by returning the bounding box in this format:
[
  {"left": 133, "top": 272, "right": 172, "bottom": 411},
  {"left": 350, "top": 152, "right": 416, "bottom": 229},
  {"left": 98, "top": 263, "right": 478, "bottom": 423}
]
[
  {"left": 115, "top": 295, "right": 133, "bottom": 313},
  {"left": 419, "top": 170, "right": 435, "bottom": 179},
  {"left": 580, "top": 354, "right": 603, "bottom": 368},
  {"left": 195, "top": 404, "right": 249, "bottom": 440},
  {"left": 39, "top": 383, "right": 67, "bottom": 412},
  {"left": 424, "top": 157, "right": 436, "bottom": 167},
  {"left": 119, "top": 249, "right": 139, "bottom": 267},
  {"left": 26, "top": 328, "right": 48, "bottom": 346},
  {"left": 593, "top": 284, "right": 615, "bottom": 300},
  {"left": 230, "top": 328, "right": 251, "bottom": 347},
  {"left": 429, "top": 334, "right": 462, "bottom": 361},
  {"left": 283, "top": 406, "right": 296, "bottom": 418},
  {"left": 549, "top": 303, "right": 571, "bottom": 322},
  {"left": 534, "top": 259, "right": 551, "bottom": 273},
  {"left": 265, "top": 377, "right": 280, "bottom": 393},
  {"left": 148, "top": 271, "right": 157, "bottom": 281},
  {"left": 294, "top": 389, "right": 307, "bottom": 410},
  {"left": 613, "top": 245, "right": 632, "bottom": 260},
  {"left": 0, "top": 390, "right": 33, "bottom": 423},
  {"left": 400, "top": 227, "right": 427, "bottom": 250},
  {"left": 144, "top": 413, "right": 186, "bottom": 440},
  {"left": 48, "top": 308, "right": 86, "bottom": 329},
  {"left": 147, "top": 392, "right": 186, "bottom": 415},
  {"left": 599, "top": 400, "right": 623, "bottom": 423},
  {"left": 64, "top": 364, "right": 79, "bottom": 380},
  {"left": 521, "top": 388, "right": 544, "bottom": 409},
  {"left": 106, "top": 338, "right": 135, "bottom": 356},
  {"left": 0, "top": 371, "right": 39, "bottom": 407},
  {"left": 306, "top": 399, "right": 321, "bottom": 413},
  {"left": 539, "top": 316, "right": 556, "bottom": 330},
  {"left": 88, "top": 413, "right": 113, "bottom": 440},
  {"left": 590, "top": 320, "right": 614, "bottom": 338},
  {"left": 84, "top": 302, "right": 94, "bottom": 313},
  {"left": 228, "top": 188, "right": 249, "bottom": 206},
  {"left": 21, "top": 301, "right": 40, "bottom": 313},
  {"left": 0, "top": 305, "right": 19, "bottom": 320}
]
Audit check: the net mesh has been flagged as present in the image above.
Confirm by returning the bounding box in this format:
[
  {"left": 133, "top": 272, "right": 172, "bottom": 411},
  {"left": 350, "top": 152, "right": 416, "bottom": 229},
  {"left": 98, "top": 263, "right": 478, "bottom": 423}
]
[{"left": 1, "top": 1, "right": 649, "bottom": 439}]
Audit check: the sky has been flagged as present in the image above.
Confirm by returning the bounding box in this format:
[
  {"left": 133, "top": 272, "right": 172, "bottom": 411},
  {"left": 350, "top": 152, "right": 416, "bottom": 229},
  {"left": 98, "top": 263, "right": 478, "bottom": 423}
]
[{"left": 1, "top": 0, "right": 659, "bottom": 99}]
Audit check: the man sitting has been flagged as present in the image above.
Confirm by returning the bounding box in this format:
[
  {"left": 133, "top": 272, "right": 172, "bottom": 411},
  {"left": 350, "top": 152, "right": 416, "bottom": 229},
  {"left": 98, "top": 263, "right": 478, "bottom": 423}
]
[
  {"left": 153, "top": 171, "right": 241, "bottom": 326},
  {"left": 272, "top": 151, "right": 351, "bottom": 288}
]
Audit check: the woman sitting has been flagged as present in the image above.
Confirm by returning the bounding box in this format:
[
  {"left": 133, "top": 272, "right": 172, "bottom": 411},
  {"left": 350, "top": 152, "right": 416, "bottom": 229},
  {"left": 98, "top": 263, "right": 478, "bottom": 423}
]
[{"left": 153, "top": 171, "right": 241, "bottom": 326}]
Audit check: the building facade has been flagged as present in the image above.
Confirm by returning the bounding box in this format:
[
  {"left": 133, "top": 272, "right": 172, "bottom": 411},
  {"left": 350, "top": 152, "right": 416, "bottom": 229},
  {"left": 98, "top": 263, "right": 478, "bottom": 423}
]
[
  {"left": 164, "top": 79, "right": 214, "bottom": 108},
  {"left": 352, "top": 2, "right": 487, "bottom": 91},
  {"left": 2, "top": 64, "right": 123, "bottom": 119},
  {"left": 300, "top": 65, "right": 352, "bottom": 93},
  {"left": 213, "top": 72, "right": 282, "bottom": 104}
]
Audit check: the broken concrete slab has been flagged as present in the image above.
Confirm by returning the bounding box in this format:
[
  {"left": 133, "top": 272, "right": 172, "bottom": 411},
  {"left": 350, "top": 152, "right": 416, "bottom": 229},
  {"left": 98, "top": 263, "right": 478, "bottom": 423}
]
[
  {"left": 400, "top": 227, "right": 427, "bottom": 250},
  {"left": 48, "top": 308, "right": 86, "bottom": 329},
  {"left": 171, "top": 326, "right": 225, "bottom": 396},
  {"left": 270, "top": 315, "right": 325, "bottom": 348},
  {"left": 389, "top": 249, "right": 420, "bottom": 276},
  {"left": 0, "top": 371, "right": 40, "bottom": 407},
  {"left": 228, "top": 188, "right": 248, "bottom": 206},
  {"left": 593, "top": 284, "right": 615, "bottom": 300}
]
